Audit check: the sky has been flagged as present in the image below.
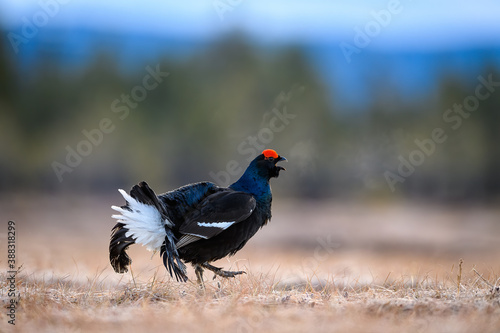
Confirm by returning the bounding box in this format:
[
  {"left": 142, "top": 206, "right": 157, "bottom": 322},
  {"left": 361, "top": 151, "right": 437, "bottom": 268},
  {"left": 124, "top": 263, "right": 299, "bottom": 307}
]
[{"left": 2, "top": 0, "right": 500, "bottom": 50}]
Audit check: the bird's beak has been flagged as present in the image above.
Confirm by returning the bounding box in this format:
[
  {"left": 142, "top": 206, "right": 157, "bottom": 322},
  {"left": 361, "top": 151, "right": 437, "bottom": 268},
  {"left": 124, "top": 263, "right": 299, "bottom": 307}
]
[{"left": 276, "top": 156, "right": 287, "bottom": 171}]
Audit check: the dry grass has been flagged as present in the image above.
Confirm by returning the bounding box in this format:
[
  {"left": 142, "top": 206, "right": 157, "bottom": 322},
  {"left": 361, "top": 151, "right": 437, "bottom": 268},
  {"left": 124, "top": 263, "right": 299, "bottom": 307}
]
[
  {"left": 1, "top": 195, "right": 500, "bottom": 332},
  {"left": 2, "top": 260, "right": 500, "bottom": 333}
]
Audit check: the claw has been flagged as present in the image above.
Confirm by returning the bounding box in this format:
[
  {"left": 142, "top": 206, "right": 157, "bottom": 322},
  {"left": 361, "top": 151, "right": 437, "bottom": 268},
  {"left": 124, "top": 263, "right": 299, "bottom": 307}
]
[{"left": 201, "top": 262, "right": 246, "bottom": 279}]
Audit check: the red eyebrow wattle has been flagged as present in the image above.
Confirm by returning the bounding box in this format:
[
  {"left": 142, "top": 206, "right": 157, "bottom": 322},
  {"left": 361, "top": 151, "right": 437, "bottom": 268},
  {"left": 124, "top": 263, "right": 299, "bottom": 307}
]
[{"left": 262, "top": 149, "right": 279, "bottom": 159}]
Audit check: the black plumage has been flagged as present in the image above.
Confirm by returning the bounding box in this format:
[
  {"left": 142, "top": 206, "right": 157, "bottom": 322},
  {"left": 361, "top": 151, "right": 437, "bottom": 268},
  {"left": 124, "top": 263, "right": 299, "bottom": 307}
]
[{"left": 109, "top": 149, "right": 286, "bottom": 283}]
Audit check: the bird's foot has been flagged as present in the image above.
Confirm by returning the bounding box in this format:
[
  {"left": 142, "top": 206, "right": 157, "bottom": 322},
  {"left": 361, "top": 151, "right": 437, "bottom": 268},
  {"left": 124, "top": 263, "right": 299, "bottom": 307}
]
[
  {"left": 201, "top": 262, "right": 246, "bottom": 279},
  {"left": 212, "top": 269, "right": 246, "bottom": 279},
  {"left": 194, "top": 264, "right": 205, "bottom": 289}
]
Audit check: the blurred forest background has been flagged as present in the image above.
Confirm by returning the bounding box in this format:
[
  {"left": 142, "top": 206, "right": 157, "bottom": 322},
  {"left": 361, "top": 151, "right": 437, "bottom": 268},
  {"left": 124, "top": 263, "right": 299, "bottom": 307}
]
[{"left": 0, "top": 1, "right": 500, "bottom": 204}]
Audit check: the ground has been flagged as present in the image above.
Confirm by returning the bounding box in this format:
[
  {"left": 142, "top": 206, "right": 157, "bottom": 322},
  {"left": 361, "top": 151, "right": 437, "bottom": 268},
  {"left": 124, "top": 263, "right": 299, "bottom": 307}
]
[{"left": 1, "top": 194, "right": 500, "bottom": 332}]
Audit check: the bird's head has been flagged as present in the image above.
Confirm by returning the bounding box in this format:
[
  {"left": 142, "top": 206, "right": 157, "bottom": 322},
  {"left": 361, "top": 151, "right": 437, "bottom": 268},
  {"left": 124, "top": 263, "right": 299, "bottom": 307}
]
[
  {"left": 253, "top": 149, "right": 287, "bottom": 180},
  {"left": 230, "top": 149, "right": 286, "bottom": 194}
]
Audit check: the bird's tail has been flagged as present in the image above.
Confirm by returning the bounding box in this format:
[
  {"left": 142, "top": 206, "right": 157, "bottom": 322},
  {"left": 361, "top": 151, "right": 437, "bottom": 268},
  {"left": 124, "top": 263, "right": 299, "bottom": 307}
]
[{"left": 110, "top": 181, "right": 187, "bottom": 282}]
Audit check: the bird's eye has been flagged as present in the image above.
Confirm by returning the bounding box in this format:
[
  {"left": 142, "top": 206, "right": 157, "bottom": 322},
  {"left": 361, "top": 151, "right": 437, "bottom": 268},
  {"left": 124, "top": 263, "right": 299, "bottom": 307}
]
[{"left": 267, "top": 157, "right": 274, "bottom": 162}]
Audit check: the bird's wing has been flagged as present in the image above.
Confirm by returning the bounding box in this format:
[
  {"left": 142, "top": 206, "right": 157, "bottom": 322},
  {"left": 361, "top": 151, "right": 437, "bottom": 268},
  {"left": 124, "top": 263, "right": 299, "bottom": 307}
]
[{"left": 176, "top": 190, "right": 256, "bottom": 248}]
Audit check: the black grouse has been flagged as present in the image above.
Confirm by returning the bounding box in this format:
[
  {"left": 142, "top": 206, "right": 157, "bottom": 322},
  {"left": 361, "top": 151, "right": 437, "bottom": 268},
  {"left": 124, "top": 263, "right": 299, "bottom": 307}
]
[{"left": 109, "top": 149, "right": 286, "bottom": 283}]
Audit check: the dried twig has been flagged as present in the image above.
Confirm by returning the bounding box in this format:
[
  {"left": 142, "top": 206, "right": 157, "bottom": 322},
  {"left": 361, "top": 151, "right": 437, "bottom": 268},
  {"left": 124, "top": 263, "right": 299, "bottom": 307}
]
[
  {"left": 472, "top": 267, "right": 500, "bottom": 300},
  {"left": 456, "top": 258, "right": 463, "bottom": 298},
  {"left": 473, "top": 268, "right": 495, "bottom": 288}
]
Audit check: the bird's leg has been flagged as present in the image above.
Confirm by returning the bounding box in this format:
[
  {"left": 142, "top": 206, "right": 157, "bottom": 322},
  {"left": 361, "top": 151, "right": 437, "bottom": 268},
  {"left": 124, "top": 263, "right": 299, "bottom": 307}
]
[
  {"left": 201, "top": 262, "right": 246, "bottom": 279},
  {"left": 194, "top": 264, "right": 205, "bottom": 288}
]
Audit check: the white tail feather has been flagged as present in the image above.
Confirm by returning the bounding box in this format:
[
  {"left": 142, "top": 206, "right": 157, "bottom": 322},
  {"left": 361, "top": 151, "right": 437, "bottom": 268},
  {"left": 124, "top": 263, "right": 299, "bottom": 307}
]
[{"left": 111, "top": 189, "right": 169, "bottom": 252}]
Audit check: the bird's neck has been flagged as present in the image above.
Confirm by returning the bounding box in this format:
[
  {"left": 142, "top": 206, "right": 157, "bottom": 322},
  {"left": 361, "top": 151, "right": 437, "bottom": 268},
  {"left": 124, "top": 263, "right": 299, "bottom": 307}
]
[{"left": 230, "top": 170, "right": 271, "bottom": 202}]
